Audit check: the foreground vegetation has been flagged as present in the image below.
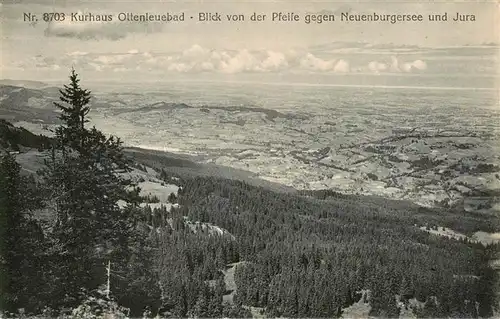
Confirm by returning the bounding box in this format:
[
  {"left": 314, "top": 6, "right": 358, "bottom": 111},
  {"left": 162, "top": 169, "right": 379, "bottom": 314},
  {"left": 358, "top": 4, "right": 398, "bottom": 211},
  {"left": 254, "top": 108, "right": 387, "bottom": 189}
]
[{"left": 0, "top": 71, "right": 498, "bottom": 318}]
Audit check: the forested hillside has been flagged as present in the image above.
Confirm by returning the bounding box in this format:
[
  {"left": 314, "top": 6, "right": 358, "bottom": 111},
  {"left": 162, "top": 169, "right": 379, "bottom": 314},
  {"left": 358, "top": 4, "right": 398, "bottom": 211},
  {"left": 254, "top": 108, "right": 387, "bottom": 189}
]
[
  {"left": 0, "top": 119, "right": 52, "bottom": 152},
  {"left": 173, "top": 176, "right": 498, "bottom": 318},
  {"left": 0, "top": 71, "right": 498, "bottom": 318}
]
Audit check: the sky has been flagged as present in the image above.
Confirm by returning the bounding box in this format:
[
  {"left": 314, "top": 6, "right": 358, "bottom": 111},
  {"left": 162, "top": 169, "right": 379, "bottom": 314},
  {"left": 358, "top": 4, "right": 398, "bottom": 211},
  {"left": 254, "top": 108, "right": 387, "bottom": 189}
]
[{"left": 0, "top": 0, "right": 499, "bottom": 84}]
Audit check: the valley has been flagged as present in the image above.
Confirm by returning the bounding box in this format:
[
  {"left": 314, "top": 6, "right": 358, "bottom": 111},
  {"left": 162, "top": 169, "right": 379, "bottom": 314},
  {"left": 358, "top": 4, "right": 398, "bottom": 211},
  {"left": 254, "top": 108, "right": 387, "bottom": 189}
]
[
  {"left": 2, "top": 80, "right": 499, "bottom": 212},
  {"left": 1, "top": 78, "right": 499, "bottom": 318}
]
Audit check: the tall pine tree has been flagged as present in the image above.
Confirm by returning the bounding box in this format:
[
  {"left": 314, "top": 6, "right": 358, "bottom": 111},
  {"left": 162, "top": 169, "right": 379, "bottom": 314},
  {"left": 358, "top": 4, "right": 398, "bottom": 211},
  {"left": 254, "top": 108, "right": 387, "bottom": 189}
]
[
  {"left": 41, "top": 69, "right": 141, "bottom": 310},
  {"left": 54, "top": 69, "right": 90, "bottom": 151}
]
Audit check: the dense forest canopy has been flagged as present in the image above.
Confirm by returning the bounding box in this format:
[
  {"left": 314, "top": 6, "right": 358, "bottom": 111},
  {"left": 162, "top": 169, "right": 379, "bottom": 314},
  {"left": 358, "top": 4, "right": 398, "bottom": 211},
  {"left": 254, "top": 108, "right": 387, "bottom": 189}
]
[{"left": 0, "top": 70, "right": 498, "bottom": 318}]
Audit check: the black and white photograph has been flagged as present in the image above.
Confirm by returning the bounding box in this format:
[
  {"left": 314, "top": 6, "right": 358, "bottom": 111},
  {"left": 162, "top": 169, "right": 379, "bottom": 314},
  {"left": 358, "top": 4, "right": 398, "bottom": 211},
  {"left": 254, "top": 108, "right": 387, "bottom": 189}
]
[{"left": 0, "top": 0, "right": 499, "bottom": 318}]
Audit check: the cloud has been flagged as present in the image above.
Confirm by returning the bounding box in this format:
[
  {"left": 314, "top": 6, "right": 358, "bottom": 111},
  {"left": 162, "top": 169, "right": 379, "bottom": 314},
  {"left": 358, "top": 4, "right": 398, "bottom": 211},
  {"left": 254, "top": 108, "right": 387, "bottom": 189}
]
[
  {"left": 183, "top": 44, "right": 210, "bottom": 59},
  {"left": 89, "top": 63, "right": 104, "bottom": 72},
  {"left": 140, "top": 46, "right": 290, "bottom": 74},
  {"left": 43, "top": 11, "right": 164, "bottom": 40},
  {"left": 68, "top": 51, "right": 89, "bottom": 56},
  {"left": 368, "top": 61, "right": 388, "bottom": 73},
  {"left": 390, "top": 56, "right": 400, "bottom": 72},
  {"left": 167, "top": 63, "right": 190, "bottom": 72},
  {"left": 368, "top": 57, "right": 427, "bottom": 73},
  {"left": 220, "top": 50, "right": 260, "bottom": 73},
  {"left": 14, "top": 55, "right": 61, "bottom": 71},
  {"left": 333, "top": 59, "right": 350, "bottom": 73},
  {"left": 17, "top": 45, "right": 431, "bottom": 76},
  {"left": 299, "top": 53, "right": 335, "bottom": 71},
  {"left": 402, "top": 59, "right": 427, "bottom": 72},
  {"left": 390, "top": 56, "right": 428, "bottom": 72},
  {"left": 94, "top": 54, "right": 132, "bottom": 65},
  {"left": 297, "top": 54, "right": 350, "bottom": 73},
  {"left": 261, "top": 51, "right": 289, "bottom": 71}
]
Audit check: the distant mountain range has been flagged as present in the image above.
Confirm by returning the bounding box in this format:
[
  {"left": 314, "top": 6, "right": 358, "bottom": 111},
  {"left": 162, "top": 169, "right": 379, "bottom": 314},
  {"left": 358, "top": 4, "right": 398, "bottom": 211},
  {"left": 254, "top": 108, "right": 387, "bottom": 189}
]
[{"left": 0, "top": 79, "right": 50, "bottom": 89}]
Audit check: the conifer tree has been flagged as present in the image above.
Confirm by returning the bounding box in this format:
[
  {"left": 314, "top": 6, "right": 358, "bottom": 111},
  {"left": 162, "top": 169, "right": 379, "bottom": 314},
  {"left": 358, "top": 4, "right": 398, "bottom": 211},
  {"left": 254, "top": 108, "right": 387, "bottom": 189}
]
[
  {"left": 41, "top": 69, "right": 141, "bottom": 309},
  {"left": 0, "top": 153, "right": 45, "bottom": 314},
  {"left": 0, "top": 153, "right": 24, "bottom": 313},
  {"left": 113, "top": 209, "right": 161, "bottom": 317},
  {"left": 54, "top": 68, "right": 91, "bottom": 151},
  {"left": 192, "top": 289, "right": 209, "bottom": 318}
]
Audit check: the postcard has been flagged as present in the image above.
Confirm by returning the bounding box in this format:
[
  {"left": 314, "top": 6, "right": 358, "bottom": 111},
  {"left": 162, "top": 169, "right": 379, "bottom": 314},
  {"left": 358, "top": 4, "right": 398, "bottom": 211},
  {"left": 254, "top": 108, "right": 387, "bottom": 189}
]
[{"left": 1, "top": 1, "right": 499, "bottom": 318}]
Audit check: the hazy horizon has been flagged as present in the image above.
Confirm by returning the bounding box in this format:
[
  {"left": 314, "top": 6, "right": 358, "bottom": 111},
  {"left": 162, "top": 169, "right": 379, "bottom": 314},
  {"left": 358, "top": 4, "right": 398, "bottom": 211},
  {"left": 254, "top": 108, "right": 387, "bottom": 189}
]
[{"left": 2, "top": 0, "right": 498, "bottom": 83}]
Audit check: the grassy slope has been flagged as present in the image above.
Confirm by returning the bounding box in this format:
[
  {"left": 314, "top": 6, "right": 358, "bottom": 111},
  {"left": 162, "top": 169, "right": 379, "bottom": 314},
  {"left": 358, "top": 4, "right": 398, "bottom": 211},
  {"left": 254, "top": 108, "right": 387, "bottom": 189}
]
[
  {"left": 3, "top": 122, "right": 499, "bottom": 318},
  {"left": 2, "top": 120, "right": 495, "bottom": 237},
  {"left": 124, "top": 147, "right": 297, "bottom": 194}
]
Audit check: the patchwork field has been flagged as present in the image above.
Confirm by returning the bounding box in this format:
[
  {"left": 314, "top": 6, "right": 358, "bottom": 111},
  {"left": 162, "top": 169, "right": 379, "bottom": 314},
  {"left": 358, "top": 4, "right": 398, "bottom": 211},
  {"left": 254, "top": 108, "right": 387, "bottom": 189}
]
[{"left": 5, "top": 81, "right": 499, "bottom": 211}]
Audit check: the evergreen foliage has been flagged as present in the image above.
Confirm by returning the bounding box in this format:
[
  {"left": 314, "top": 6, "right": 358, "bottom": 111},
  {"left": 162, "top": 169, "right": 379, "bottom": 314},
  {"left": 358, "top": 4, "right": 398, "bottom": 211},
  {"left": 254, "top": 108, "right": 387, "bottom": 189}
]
[
  {"left": 0, "top": 119, "right": 52, "bottom": 151},
  {"left": 0, "top": 70, "right": 498, "bottom": 318},
  {"left": 0, "top": 153, "right": 45, "bottom": 314},
  {"left": 39, "top": 70, "right": 142, "bottom": 309}
]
